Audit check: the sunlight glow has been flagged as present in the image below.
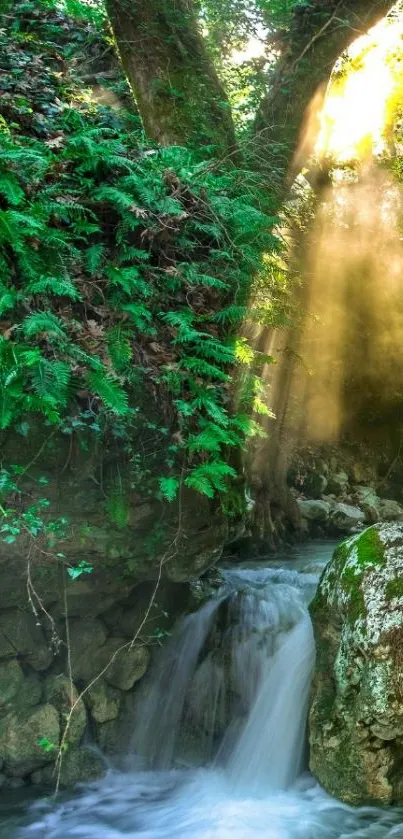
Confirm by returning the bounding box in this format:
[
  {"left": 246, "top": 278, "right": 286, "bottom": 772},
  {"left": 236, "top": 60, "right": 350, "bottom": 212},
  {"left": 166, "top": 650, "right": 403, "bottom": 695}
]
[{"left": 316, "top": 17, "right": 403, "bottom": 162}]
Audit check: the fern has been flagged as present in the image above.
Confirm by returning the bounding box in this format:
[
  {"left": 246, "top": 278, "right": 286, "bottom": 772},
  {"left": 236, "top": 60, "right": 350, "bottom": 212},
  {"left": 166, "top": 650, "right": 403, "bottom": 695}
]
[
  {"left": 159, "top": 476, "right": 180, "bottom": 501},
  {"left": 185, "top": 461, "right": 237, "bottom": 498},
  {"left": 30, "top": 359, "right": 71, "bottom": 407},
  {"left": 27, "top": 275, "right": 81, "bottom": 301},
  {"left": 0, "top": 174, "right": 24, "bottom": 207},
  {"left": 22, "top": 312, "right": 67, "bottom": 340},
  {"left": 87, "top": 370, "right": 129, "bottom": 414},
  {"left": 181, "top": 357, "right": 231, "bottom": 382},
  {"left": 106, "top": 325, "right": 132, "bottom": 371}
]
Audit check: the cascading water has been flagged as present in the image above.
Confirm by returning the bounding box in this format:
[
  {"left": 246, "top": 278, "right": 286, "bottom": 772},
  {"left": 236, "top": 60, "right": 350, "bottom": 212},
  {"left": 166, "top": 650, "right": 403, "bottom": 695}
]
[{"left": 9, "top": 542, "right": 403, "bottom": 838}]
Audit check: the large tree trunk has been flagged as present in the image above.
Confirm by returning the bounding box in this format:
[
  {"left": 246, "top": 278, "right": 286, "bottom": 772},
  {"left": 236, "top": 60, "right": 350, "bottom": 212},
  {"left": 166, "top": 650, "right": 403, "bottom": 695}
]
[
  {"left": 105, "top": 0, "right": 237, "bottom": 155},
  {"left": 254, "top": 0, "right": 395, "bottom": 183}
]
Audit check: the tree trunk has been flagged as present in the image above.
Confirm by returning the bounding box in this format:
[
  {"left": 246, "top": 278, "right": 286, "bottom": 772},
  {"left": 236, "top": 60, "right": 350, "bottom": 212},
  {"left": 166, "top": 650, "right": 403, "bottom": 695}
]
[
  {"left": 253, "top": 0, "right": 395, "bottom": 184},
  {"left": 105, "top": 0, "right": 237, "bottom": 156}
]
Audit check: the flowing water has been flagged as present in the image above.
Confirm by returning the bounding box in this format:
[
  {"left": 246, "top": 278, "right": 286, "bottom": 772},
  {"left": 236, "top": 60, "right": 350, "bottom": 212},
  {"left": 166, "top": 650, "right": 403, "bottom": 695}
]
[{"left": 6, "top": 541, "right": 403, "bottom": 838}]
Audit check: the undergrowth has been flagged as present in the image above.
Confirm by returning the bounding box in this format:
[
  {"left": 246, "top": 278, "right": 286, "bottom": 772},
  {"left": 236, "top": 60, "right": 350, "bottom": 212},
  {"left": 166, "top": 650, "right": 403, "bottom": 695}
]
[{"left": 0, "top": 0, "right": 289, "bottom": 540}]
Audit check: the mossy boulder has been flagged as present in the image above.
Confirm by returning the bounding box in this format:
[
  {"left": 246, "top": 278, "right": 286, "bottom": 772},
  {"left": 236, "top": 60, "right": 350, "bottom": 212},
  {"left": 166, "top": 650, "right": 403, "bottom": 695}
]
[
  {"left": 0, "top": 703, "right": 59, "bottom": 777},
  {"left": 36, "top": 746, "right": 105, "bottom": 788},
  {"left": 309, "top": 523, "right": 403, "bottom": 805},
  {"left": 86, "top": 678, "right": 121, "bottom": 723},
  {"left": 44, "top": 674, "right": 86, "bottom": 746}
]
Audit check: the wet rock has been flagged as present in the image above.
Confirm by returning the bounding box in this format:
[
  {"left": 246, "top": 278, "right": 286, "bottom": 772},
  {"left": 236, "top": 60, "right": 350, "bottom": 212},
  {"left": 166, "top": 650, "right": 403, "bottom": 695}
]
[
  {"left": 0, "top": 703, "right": 59, "bottom": 776},
  {"left": 297, "top": 499, "right": 330, "bottom": 522},
  {"left": 38, "top": 746, "right": 105, "bottom": 788},
  {"left": 16, "top": 673, "right": 43, "bottom": 710},
  {"left": 87, "top": 678, "right": 121, "bottom": 723},
  {"left": 329, "top": 503, "right": 365, "bottom": 532},
  {"left": 378, "top": 499, "right": 403, "bottom": 522},
  {"left": 353, "top": 487, "right": 381, "bottom": 524},
  {"left": 44, "top": 674, "right": 86, "bottom": 746},
  {"left": 327, "top": 471, "right": 349, "bottom": 496},
  {"left": 69, "top": 618, "right": 107, "bottom": 682},
  {"left": 0, "top": 660, "right": 24, "bottom": 715},
  {"left": 0, "top": 610, "right": 53, "bottom": 671},
  {"left": 101, "top": 639, "right": 150, "bottom": 691},
  {"left": 309, "top": 524, "right": 403, "bottom": 805},
  {"left": 8, "top": 777, "right": 25, "bottom": 789}
]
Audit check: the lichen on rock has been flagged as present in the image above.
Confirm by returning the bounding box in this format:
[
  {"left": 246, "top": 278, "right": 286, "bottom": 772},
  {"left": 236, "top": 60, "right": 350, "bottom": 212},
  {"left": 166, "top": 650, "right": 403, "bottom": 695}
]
[{"left": 309, "top": 523, "right": 403, "bottom": 804}]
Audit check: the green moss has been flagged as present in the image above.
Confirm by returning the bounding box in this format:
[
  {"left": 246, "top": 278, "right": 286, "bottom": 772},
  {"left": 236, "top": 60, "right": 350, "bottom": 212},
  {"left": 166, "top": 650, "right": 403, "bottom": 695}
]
[
  {"left": 355, "top": 527, "right": 385, "bottom": 569},
  {"left": 325, "top": 529, "right": 386, "bottom": 627},
  {"left": 385, "top": 576, "right": 403, "bottom": 601}
]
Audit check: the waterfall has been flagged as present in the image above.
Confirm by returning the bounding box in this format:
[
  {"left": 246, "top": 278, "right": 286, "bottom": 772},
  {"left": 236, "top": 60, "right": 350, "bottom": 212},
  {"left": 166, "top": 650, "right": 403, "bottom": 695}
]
[
  {"left": 131, "top": 597, "right": 224, "bottom": 768},
  {"left": 228, "top": 612, "right": 315, "bottom": 793},
  {"left": 132, "top": 562, "right": 319, "bottom": 789},
  {"left": 18, "top": 542, "right": 403, "bottom": 839}
]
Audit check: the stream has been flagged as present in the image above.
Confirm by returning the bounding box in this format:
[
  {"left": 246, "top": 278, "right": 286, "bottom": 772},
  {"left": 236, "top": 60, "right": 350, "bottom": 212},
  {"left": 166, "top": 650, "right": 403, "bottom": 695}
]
[{"left": 4, "top": 541, "right": 403, "bottom": 838}]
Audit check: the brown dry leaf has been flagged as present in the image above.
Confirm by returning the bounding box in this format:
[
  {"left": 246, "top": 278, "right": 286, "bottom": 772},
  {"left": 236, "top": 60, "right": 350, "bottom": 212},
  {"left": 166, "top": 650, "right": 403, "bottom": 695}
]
[{"left": 45, "top": 135, "right": 65, "bottom": 149}]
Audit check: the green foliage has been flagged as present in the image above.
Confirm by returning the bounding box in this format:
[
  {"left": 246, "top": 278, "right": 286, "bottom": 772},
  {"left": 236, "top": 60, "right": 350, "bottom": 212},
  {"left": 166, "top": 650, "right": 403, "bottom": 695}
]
[{"left": 0, "top": 0, "right": 285, "bottom": 527}]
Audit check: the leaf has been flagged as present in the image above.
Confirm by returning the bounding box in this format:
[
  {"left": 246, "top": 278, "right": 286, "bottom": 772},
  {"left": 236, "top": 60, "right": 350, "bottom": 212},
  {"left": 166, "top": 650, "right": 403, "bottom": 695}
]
[
  {"left": 87, "top": 370, "right": 129, "bottom": 414},
  {"left": 159, "top": 476, "right": 180, "bottom": 501}
]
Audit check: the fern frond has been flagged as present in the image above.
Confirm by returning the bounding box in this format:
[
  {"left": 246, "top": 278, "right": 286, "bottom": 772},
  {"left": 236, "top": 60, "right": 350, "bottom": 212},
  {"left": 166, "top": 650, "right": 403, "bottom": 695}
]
[
  {"left": 22, "top": 312, "right": 67, "bottom": 340},
  {"left": 27, "top": 275, "right": 81, "bottom": 301},
  {"left": 87, "top": 370, "right": 129, "bottom": 414}
]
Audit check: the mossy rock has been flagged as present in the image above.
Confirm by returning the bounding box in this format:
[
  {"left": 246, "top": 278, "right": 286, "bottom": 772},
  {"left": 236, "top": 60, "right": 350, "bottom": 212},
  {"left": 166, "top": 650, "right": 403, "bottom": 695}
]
[
  {"left": 44, "top": 674, "right": 86, "bottom": 746},
  {"left": 309, "top": 523, "right": 403, "bottom": 805},
  {"left": 0, "top": 703, "right": 59, "bottom": 777},
  {"left": 37, "top": 746, "right": 105, "bottom": 788}
]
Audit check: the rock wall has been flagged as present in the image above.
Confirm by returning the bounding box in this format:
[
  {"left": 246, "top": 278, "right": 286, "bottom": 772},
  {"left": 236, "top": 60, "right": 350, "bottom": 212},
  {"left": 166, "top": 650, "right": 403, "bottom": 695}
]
[
  {"left": 0, "top": 430, "right": 228, "bottom": 790},
  {"left": 0, "top": 578, "right": 196, "bottom": 790},
  {"left": 309, "top": 524, "right": 403, "bottom": 805}
]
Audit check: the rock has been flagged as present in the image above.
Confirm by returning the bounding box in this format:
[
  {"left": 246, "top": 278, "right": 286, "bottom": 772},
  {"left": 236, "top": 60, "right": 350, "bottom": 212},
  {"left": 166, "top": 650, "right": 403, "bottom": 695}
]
[
  {"left": 327, "top": 471, "right": 349, "bottom": 496},
  {"left": 297, "top": 499, "right": 330, "bottom": 522},
  {"left": 100, "top": 639, "right": 150, "bottom": 691},
  {"left": 16, "top": 673, "right": 43, "bottom": 710},
  {"left": 354, "top": 487, "right": 381, "bottom": 524},
  {"left": 87, "top": 678, "right": 121, "bottom": 723},
  {"left": 8, "top": 777, "right": 25, "bottom": 789},
  {"left": 69, "top": 618, "right": 107, "bottom": 682},
  {"left": 0, "top": 773, "right": 6, "bottom": 789},
  {"left": 44, "top": 674, "right": 86, "bottom": 746},
  {"left": 378, "top": 499, "right": 403, "bottom": 522},
  {"left": 39, "top": 747, "right": 105, "bottom": 788},
  {"left": 0, "top": 660, "right": 24, "bottom": 715},
  {"left": 96, "top": 719, "right": 120, "bottom": 753},
  {"left": 0, "top": 609, "right": 53, "bottom": 671},
  {"left": 0, "top": 703, "right": 59, "bottom": 776},
  {"left": 309, "top": 524, "right": 403, "bottom": 805},
  {"left": 329, "top": 503, "right": 365, "bottom": 532}
]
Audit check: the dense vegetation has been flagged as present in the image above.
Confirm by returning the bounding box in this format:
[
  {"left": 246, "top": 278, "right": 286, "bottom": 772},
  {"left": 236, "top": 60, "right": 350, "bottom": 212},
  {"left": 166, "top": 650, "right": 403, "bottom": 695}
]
[{"left": 0, "top": 0, "right": 396, "bottom": 551}]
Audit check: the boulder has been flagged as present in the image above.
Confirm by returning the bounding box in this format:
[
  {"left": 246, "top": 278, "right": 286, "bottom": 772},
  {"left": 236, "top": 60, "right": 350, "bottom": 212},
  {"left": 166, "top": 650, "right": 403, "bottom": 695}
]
[
  {"left": 353, "top": 487, "right": 381, "bottom": 524},
  {"left": 378, "top": 499, "right": 403, "bottom": 522},
  {"left": 44, "top": 674, "right": 86, "bottom": 746},
  {"left": 329, "top": 503, "right": 365, "bottom": 532},
  {"left": 310, "top": 524, "right": 403, "bottom": 805},
  {"left": 327, "top": 471, "right": 349, "bottom": 496},
  {"left": 297, "top": 499, "right": 330, "bottom": 523},
  {"left": 0, "top": 703, "right": 59, "bottom": 776},
  {"left": 0, "top": 610, "right": 53, "bottom": 671},
  {"left": 100, "top": 639, "right": 150, "bottom": 691},
  {"left": 87, "top": 678, "right": 121, "bottom": 723},
  {"left": 0, "top": 660, "right": 24, "bottom": 716},
  {"left": 68, "top": 618, "right": 107, "bottom": 682},
  {"left": 36, "top": 746, "right": 105, "bottom": 788}
]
